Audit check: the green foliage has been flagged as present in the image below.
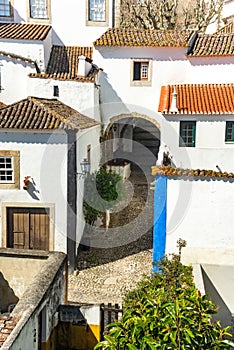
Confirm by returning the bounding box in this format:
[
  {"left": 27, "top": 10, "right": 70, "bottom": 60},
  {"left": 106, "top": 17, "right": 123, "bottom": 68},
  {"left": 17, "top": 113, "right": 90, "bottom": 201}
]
[
  {"left": 95, "top": 243, "right": 234, "bottom": 349},
  {"left": 83, "top": 167, "right": 124, "bottom": 225}
]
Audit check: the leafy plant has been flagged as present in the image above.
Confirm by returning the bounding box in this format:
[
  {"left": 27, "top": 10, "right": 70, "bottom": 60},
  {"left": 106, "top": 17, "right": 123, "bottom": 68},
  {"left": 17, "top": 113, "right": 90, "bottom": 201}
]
[
  {"left": 95, "top": 240, "right": 234, "bottom": 349},
  {"left": 83, "top": 167, "right": 124, "bottom": 225}
]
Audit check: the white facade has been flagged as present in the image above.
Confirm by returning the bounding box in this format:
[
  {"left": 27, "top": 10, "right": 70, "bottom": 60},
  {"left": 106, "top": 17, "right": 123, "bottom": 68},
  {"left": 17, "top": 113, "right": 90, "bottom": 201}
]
[
  {"left": 28, "top": 77, "right": 101, "bottom": 119},
  {"left": 163, "top": 114, "right": 234, "bottom": 172},
  {"left": 94, "top": 47, "right": 234, "bottom": 122},
  {"left": 166, "top": 177, "right": 234, "bottom": 254},
  {"left": 8, "top": 0, "right": 117, "bottom": 46},
  {"left": 0, "top": 55, "right": 36, "bottom": 105},
  {"left": 93, "top": 45, "right": 234, "bottom": 171},
  {"left": 0, "top": 130, "right": 68, "bottom": 253},
  {"left": 0, "top": 34, "right": 52, "bottom": 72},
  {"left": 0, "top": 126, "right": 100, "bottom": 255}
]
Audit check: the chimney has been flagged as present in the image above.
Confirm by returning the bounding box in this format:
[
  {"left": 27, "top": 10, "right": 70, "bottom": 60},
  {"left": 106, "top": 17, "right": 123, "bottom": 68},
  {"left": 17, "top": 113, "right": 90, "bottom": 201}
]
[
  {"left": 169, "top": 86, "right": 178, "bottom": 113},
  {"left": 78, "top": 55, "right": 86, "bottom": 76}
]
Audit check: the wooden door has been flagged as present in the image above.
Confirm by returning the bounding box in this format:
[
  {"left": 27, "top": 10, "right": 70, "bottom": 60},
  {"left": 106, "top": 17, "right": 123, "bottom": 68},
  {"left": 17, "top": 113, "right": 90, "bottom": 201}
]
[{"left": 7, "top": 208, "right": 50, "bottom": 251}]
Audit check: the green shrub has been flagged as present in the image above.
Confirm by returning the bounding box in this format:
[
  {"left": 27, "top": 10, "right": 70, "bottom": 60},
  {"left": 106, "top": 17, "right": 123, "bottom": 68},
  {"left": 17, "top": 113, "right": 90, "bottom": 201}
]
[
  {"left": 95, "top": 242, "right": 234, "bottom": 349},
  {"left": 83, "top": 167, "right": 124, "bottom": 225}
]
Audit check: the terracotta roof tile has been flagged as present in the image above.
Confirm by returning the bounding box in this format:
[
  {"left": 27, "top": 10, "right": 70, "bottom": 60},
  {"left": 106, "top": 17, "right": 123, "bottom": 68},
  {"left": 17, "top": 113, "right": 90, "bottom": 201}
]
[
  {"left": 29, "top": 45, "right": 96, "bottom": 81},
  {"left": 158, "top": 84, "right": 234, "bottom": 114},
  {"left": 0, "top": 315, "right": 18, "bottom": 348},
  {"left": 0, "top": 23, "right": 51, "bottom": 41},
  {"left": 188, "top": 32, "right": 234, "bottom": 56},
  {"left": 152, "top": 165, "right": 234, "bottom": 180},
  {"left": 0, "top": 97, "right": 99, "bottom": 130},
  {"left": 94, "top": 28, "right": 194, "bottom": 47}
]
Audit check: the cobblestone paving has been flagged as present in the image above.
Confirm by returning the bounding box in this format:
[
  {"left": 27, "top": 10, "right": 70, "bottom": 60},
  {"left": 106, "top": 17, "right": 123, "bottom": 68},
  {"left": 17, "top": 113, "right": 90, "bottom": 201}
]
[{"left": 68, "top": 170, "right": 154, "bottom": 305}]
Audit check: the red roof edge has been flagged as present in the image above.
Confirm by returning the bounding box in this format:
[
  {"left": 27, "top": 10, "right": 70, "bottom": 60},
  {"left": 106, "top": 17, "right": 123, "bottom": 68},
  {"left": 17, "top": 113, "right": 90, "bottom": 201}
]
[{"left": 158, "top": 85, "right": 170, "bottom": 113}]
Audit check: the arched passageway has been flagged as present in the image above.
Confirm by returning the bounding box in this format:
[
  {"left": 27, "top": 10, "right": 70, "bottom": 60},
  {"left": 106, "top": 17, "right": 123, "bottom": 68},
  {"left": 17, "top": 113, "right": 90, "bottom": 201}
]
[{"left": 103, "top": 115, "right": 161, "bottom": 178}]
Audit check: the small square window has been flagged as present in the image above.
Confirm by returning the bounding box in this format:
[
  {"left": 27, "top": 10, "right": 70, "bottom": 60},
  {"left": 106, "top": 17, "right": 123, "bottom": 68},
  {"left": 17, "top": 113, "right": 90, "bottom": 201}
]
[
  {"left": 133, "top": 62, "right": 149, "bottom": 81},
  {"left": 225, "top": 121, "right": 234, "bottom": 142},
  {"left": 0, "top": 156, "right": 14, "bottom": 183},
  {"left": 0, "top": 151, "right": 20, "bottom": 189},
  {"left": 0, "top": 0, "right": 12, "bottom": 17},
  {"left": 179, "top": 121, "right": 196, "bottom": 147},
  {"left": 131, "top": 59, "right": 152, "bottom": 87}
]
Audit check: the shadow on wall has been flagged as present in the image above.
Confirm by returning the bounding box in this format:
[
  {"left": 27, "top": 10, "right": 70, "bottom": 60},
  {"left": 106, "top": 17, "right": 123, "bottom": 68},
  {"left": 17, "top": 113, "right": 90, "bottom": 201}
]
[
  {"left": 99, "top": 72, "right": 131, "bottom": 120},
  {"left": 0, "top": 272, "right": 19, "bottom": 313}
]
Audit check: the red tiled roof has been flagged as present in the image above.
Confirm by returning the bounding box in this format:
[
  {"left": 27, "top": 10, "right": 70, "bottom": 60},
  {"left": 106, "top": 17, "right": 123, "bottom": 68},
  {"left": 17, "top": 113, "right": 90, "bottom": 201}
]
[
  {"left": 0, "top": 23, "right": 51, "bottom": 41},
  {"left": 94, "top": 28, "right": 194, "bottom": 47},
  {"left": 0, "top": 315, "right": 18, "bottom": 348},
  {"left": 188, "top": 33, "right": 234, "bottom": 56},
  {"left": 0, "top": 97, "right": 99, "bottom": 130},
  {"left": 152, "top": 165, "right": 234, "bottom": 180},
  {"left": 158, "top": 84, "right": 234, "bottom": 114},
  {"left": 29, "top": 46, "right": 96, "bottom": 81}
]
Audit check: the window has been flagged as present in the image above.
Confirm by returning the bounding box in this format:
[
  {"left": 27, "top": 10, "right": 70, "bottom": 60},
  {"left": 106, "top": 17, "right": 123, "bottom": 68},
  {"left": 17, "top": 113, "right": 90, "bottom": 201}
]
[
  {"left": 133, "top": 62, "right": 149, "bottom": 81},
  {"left": 130, "top": 59, "right": 152, "bottom": 86},
  {"left": 0, "top": 0, "right": 12, "bottom": 17},
  {"left": 179, "top": 121, "right": 196, "bottom": 147},
  {"left": 0, "top": 151, "right": 20, "bottom": 189},
  {"left": 30, "top": 0, "right": 47, "bottom": 19},
  {"left": 53, "top": 85, "right": 59, "bottom": 97},
  {"left": 88, "top": 0, "right": 105, "bottom": 21},
  {"left": 86, "top": 0, "right": 108, "bottom": 26},
  {"left": 225, "top": 121, "right": 234, "bottom": 142},
  {"left": 0, "top": 156, "right": 14, "bottom": 183}
]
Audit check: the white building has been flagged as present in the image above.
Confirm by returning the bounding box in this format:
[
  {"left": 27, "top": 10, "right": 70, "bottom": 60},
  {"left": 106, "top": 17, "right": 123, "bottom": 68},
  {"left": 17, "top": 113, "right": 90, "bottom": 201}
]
[
  {"left": 0, "top": 0, "right": 120, "bottom": 46},
  {"left": 93, "top": 28, "right": 234, "bottom": 171},
  {"left": 0, "top": 97, "right": 100, "bottom": 267}
]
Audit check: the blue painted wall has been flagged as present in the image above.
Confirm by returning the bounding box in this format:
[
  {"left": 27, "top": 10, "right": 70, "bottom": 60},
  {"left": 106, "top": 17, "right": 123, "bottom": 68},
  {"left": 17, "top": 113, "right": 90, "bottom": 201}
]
[{"left": 152, "top": 175, "right": 167, "bottom": 273}]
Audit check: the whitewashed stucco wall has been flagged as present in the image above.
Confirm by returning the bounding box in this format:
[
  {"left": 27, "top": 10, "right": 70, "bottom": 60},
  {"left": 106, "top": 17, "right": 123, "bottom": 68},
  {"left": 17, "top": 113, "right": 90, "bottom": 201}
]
[
  {"left": 0, "top": 57, "right": 36, "bottom": 105},
  {"left": 0, "top": 130, "right": 68, "bottom": 253},
  {"left": 162, "top": 115, "right": 234, "bottom": 172},
  {"left": 0, "top": 39, "right": 49, "bottom": 72},
  {"left": 10, "top": 0, "right": 115, "bottom": 46},
  {"left": 50, "top": 0, "right": 115, "bottom": 46},
  {"left": 27, "top": 78, "right": 101, "bottom": 120},
  {"left": 94, "top": 47, "right": 189, "bottom": 122},
  {"left": 76, "top": 125, "right": 101, "bottom": 248},
  {"left": 166, "top": 177, "right": 234, "bottom": 255},
  {"left": 93, "top": 46, "right": 234, "bottom": 124}
]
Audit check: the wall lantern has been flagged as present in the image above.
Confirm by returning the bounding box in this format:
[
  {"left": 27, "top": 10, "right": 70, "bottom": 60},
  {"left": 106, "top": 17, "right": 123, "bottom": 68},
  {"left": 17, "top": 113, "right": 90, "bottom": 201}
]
[{"left": 77, "top": 158, "right": 90, "bottom": 178}]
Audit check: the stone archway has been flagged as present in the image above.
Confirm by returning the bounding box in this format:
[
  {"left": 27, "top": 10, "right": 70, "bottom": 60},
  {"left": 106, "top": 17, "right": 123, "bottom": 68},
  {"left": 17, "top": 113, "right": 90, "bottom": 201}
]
[{"left": 103, "top": 113, "right": 161, "bottom": 177}]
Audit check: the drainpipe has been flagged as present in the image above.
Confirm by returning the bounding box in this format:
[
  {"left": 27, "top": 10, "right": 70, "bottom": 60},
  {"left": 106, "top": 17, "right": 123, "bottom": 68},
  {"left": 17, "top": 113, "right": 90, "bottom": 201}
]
[{"left": 66, "top": 130, "right": 77, "bottom": 272}]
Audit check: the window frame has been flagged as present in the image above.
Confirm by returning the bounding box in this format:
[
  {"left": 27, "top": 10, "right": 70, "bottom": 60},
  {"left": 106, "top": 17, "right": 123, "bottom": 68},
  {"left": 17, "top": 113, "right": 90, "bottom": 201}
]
[
  {"left": 130, "top": 59, "right": 152, "bottom": 87},
  {"left": 86, "top": 0, "right": 109, "bottom": 27},
  {"left": 27, "top": 0, "right": 51, "bottom": 24},
  {"left": 179, "top": 121, "right": 196, "bottom": 147},
  {"left": 0, "top": 151, "right": 20, "bottom": 189},
  {"left": 225, "top": 121, "right": 234, "bottom": 142},
  {"left": 0, "top": 0, "right": 13, "bottom": 21}
]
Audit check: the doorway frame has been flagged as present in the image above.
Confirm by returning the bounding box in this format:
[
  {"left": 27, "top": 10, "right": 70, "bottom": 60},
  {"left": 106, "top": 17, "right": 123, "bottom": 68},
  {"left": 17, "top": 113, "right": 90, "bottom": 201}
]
[{"left": 2, "top": 202, "right": 55, "bottom": 251}]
